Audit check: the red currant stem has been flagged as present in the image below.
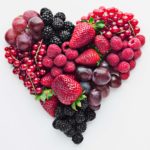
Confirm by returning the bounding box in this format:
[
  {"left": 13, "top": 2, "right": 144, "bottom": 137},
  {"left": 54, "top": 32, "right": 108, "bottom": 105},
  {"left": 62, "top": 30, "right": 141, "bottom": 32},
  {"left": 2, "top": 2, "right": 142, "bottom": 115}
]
[
  {"left": 28, "top": 75, "right": 37, "bottom": 95},
  {"left": 34, "top": 40, "right": 43, "bottom": 64},
  {"left": 11, "top": 55, "right": 19, "bottom": 61},
  {"left": 116, "top": 30, "right": 126, "bottom": 34},
  {"left": 128, "top": 21, "right": 135, "bottom": 36}
]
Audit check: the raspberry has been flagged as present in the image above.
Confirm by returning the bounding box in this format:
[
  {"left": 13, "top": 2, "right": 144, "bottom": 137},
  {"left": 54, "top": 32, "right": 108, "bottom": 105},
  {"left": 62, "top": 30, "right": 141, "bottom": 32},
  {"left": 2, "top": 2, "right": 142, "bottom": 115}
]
[
  {"left": 64, "top": 61, "right": 76, "bottom": 73},
  {"left": 129, "top": 60, "right": 136, "bottom": 70},
  {"left": 51, "top": 66, "right": 63, "bottom": 77},
  {"left": 117, "top": 61, "right": 130, "bottom": 73},
  {"left": 42, "top": 56, "right": 53, "bottom": 68},
  {"left": 120, "top": 72, "right": 130, "bottom": 80},
  {"left": 128, "top": 38, "right": 141, "bottom": 50},
  {"left": 54, "top": 54, "right": 67, "bottom": 67},
  {"left": 106, "top": 53, "right": 120, "bottom": 66},
  {"left": 61, "top": 41, "right": 70, "bottom": 53},
  {"left": 110, "top": 36, "right": 123, "bottom": 51},
  {"left": 122, "top": 40, "right": 128, "bottom": 48},
  {"left": 40, "top": 73, "right": 53, "bottom": 87},
  {"left": 134, "top": 49, "right": 142, "bottom": 60},
  {"left": 121, "top": 48, "right": 134, "bottom": 61},
  {"left": 65, "top": 49, "right": 78, "bottom": 60},
  {"left": 47, "top": 44, "right": 62, "bottom": 58},
  {"left": 136, "top": 35, "right": 145, "bottom": 46}
]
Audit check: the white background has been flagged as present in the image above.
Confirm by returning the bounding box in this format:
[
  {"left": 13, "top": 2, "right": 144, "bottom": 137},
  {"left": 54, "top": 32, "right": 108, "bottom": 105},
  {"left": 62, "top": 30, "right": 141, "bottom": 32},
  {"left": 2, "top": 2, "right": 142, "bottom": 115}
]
[{"left": 0, "top": 0, "right": 150, "bottom": 150}]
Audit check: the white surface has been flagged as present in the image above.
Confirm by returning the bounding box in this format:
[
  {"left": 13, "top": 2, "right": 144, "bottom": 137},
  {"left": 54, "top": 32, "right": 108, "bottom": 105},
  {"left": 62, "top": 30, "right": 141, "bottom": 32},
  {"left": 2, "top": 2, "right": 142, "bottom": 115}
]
[{"left": 0, "top": 0, "right": 150, "bottom": 150}]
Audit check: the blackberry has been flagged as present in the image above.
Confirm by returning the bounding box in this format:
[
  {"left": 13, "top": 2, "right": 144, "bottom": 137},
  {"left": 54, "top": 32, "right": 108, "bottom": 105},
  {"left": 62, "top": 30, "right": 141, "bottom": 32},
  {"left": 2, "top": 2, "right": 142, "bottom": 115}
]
[
  {"left": 59, "top": 120, "right": 72, "bottom": 133},
  {"left": 54, "top": 12, "right": 66, "bottom": 21},
  {"left": 55, "top": 105, "right": 64, "bottom": 118},
  {"left": 76, "top": 122, "right": 87, "bottom": 133},
  {"left": 42, "top": 26, "right": 54, "bottom": 40},
  {"left": 75, "top": 110, "right": 86, "bottom": 124},
  {"left": 52, "top": 119, "right": 62, "bottom": 129},
  {"left": 85, "top": 107, "right": 96, "bottom": 121},
  {"left": 64, "top": 21, "right": 75, "bottom": 32},
  {"left": 65, "top": 128, "right": 76, "bottom": 137},
  {"left": 63, "top": 106, "right": 75, "bottom": 117},
  {"left": 41, "top": 11, "right": 53, "bottom": 25},
  {"left": 52, "top": 18, "right": 64, "bottom": 30},
  {"left": 43, "top": 39, "right": 51, "bottom": 46},
  {"left": 50, "top": 36, "right": 62, "bottom": 46},
  {"left": 59, "top": 30, "right": 71, "bottom": 42},
  {"left": 67, "top": 118, "right": 76, "bottom": 126},
  {"left": 80, "top": 100, "right": 88, "bottom": 110},
  {"left": 72, "top": 133, "right": 83, "bottom": 144},
  {"left": 40, "top": 8, "right": 52, "bottom": 16}
]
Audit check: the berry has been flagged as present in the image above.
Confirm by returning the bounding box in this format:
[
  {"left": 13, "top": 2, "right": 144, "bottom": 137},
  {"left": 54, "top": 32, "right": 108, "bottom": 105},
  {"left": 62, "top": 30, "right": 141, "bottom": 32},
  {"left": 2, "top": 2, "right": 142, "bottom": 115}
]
[
  {"left": 85, "top": 107, "right": 96, "bottom": 121},
  {"left": 42, "top": 56, "right": 53, "bottom": 68},
  {"left": 106, "top": 53, "right": 120, "bottom": 66},
  {"left": 40, "top": 8, "right": 52, "bottom": 16},
  {"left": 51, "top": 67, "right": 63, "bottom": 77},
  {"left": 64, "top": 61, "right": 76, "bottom": 73},
  {"left": 59, "top": 30, "right": 71, "bottom": 42},
  {"left": 110, "top": 36, "right": 123, "bottom": 51},
  {"left": 120, "top": 72, "right": 130, "bottom": 80},
  {"left": 42, "top": 26, "right": 54, "bottom": 40},
  {"left": 54, "top": 12, "right": 66, "bottom": 21},
  {"left": 65, "top": 128, "right": 76, "bottom": 137},
  {"left": 50, "top": 36, "right": 62, "bottom": 46},
  {"left": 134, "top": 49, "right": 142, "bottom": 60},
  {"left": 63, "top": 106, "right": 75, "bottom": 116},
  {"left": 52, "top": 18, "right": 64, "bottom": 30},
  {"left": 53, "top": 119, "right": 61, "bottom": 129},
  {"left": 76, "top": 122, "right": 87, "bottom": 133},
  {"left": 64, "top": 21, "right": 75, "bottom": 32},
  {"left": 94, "top": 35, "right": 110, "bottom": 54},
  {"left": 128, "top": 38, "right": 141, "bottom": 50},
  {"left": 23, "top": 10, "right": 39, "bottom": 22},
  {"left": 54, "top": 54, "right": 67, "bottom": 67},
  {"left": 136, "top": 35, "right": 145, "bottom": 46},
  {"left": 117, "top": 61, "right": 130, "bottom": 73},
  {"left": 41, "top": 11, "right": 53, "bottom": 25},
  {"left": 72, "top": 133, "right": 83, "bottom": 144},
  {"left": 55, "top": 105, "right": 64, "bottom": 118},
  {"left": 5, "top": 28, "right": 17, "bottom": 45},
  {"left": 129, "top": 60, "right": 136, "bottom": 70},
  {"left": 40, "top": 73, "right": 53, "bottom": 87},
  {"left": 75, "top": 110, "right": 86, "bottom": 123},
  {"left": 122, "top": 40, "right": 128, "bottom": 48},
  {"left": 65, "top": 49, "right": 78, "bottom": 60},
  {"left": 109, "top": 74, "right": 122, "bottom": 88},
  {"left": 80, "top": 100, "right": 88, "bottom": 110},
  {"left": 121, "top": 48, "right": 134, "bottom": 61}
]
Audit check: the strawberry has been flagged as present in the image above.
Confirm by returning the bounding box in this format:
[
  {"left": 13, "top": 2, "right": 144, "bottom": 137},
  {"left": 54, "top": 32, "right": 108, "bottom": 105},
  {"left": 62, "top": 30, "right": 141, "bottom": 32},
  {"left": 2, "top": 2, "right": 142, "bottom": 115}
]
[
  {"left": 51, "top": 75, "right": 83, "bottom": 105},
  {"left": 40, "top": 73, "right": 53, "bottom": 87},
  {"left": 75, "top": 49, "right": 100, "bottom": 66},
  {"left": 94, "top": 35, "right": 110, "bottom": 54},
  {"left": 40, "top": 96, "right": 58, "bottom": 117},
  {"left": 69, "top": 22, "right": 96, "bottom": 49}
]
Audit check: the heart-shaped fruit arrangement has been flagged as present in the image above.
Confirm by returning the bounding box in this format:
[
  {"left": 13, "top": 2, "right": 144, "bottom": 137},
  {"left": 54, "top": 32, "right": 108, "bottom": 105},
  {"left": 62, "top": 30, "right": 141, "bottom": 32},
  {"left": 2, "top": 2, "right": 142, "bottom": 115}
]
[{"left": 4, "top": 6, "right": 145, "bottom": 144}]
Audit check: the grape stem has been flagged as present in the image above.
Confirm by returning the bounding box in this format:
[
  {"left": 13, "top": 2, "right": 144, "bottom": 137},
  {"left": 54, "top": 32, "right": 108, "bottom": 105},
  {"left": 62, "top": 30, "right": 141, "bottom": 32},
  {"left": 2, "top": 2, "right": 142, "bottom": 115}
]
[{"left": 128, "top": 21, "right": 135, "bottom": 37}]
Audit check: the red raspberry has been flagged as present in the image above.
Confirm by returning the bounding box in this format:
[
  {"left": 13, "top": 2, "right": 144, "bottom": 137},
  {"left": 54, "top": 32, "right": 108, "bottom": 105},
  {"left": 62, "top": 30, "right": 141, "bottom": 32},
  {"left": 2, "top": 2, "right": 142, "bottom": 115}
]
[
  {"left": 42, "top": 56, "right": 53, "bottom": 68},
  {"left": 121, "top": 48, "right": 134, "bottom": 61},
  {"left": 129, "top": 60, "right": 136, "bottom": 70},
  {"left": 106, "top": 53, "right": 120, "bottom": 66},
  {"left": 134, "top": 49, "right": 142, "bottom": 60},
  {"left": 47, "top": 44, "right": 62, "bottom": 58},
  {"left": 65, "top": 74, "right": 76, "bottom": 80},
  {"left": 117, "top": 61, "right": 130, "bottom": 73},
  {"left": 120, "top": 72, "right": 130, "bottom": 80},
  {"left": 65, "top": 49, "right": 79, "bottom": 60},
  {"left": 51, "top": 67, "right": 63, "bottom": 77},
  {"left": 128, "top": 38, "right": 141, "bottom": 50},
  {"left": 54, "top": 54, "right": 67, "bottom": 67},
  {"left": 61, "top": 41, "right": 70, "bottom": 53},
  {"left": 64, "top": 61, "right": 76, "bottom": 73},
  {"left": 40, "top": 73, "right": 53, "bottom": 87},
  {"left": 122, "top": 40, "right": 128, "bottom": 48},
  {"left": 110, "top": 36, "right": 123, "bottom": 51},
  {"left": 136, "top": 35, "right": 145, "bottom": 46}
]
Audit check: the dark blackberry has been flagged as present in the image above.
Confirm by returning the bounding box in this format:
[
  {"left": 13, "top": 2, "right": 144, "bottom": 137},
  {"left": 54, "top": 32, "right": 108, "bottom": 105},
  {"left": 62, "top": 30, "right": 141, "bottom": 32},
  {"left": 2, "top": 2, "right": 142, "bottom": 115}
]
[
  {"left": 54, "top": 12, "right": 66, "bottom": 21},
  {"left": 64, "top": 21, "right": 75, "bottom": 32},
  {"left": 43, "top": 39, "right": 51, "bottom": 46},
  {"left": 80, "top": 100, "right": 88, "bottom": 110},
  {"left": 42, "top": 26, "right": 54, "bottom": 40},
  {"left": 59, "top": 30, "right": 71, "bottom": 42},
  {"left": 52, "top": 119, "right": 62, "bottom": 129},
  {"left": 41, "top": 11, "right": 53, "bottom": 25},
  {"left": 65, "top": 128, "right": 76, "bottom": 137},
  {"left": 85, "top": 107, "right": 96, "bottom": 121},
  {"left": 50, "top": 36, "right": 62, "bottom": 46},
  {"left": 75, "top": 110, "right": 86, "bottom": 124},
  {"left": 63, "top": 106, "right": 75, "bottom": 117},
  {"left": 72, "top": 133, "right": 83, "bottom": 144},
  {"left": 52, "top": 18, "right": 64, "bottom": 30},
  {"left": 40, "top": 8, "right": 52, "bottom": 15},
  {"left": 76, "top": 122, "right": 87, "bottom": 133},
  {"left": 55, "top": 105, "right": 64, "bottom": 118},
  {"left": 59, "top": 120, "right": 72, "bottom": 133},
  {"left": 67, "top": 118, "right": 76, "bottom": 126}
]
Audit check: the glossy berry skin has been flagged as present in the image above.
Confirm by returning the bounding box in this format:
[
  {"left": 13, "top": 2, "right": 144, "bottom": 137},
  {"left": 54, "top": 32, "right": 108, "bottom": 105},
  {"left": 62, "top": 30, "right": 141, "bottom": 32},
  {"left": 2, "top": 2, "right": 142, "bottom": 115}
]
[
  {"left": 128, "top": 38, "right": 141, "bottom": 50},
  {"left": 5, "top": 28, "right": 17, "bottom": 45},
  {"left": 136, "top": 35, "right": 145, "bottom": 46},
  {"left": 80, "top": 82, "right": 91, "bottom": 95},
  {"left": 109, "top": 74, "right": 122, "bottom": 88},
  {"left": 96, "top": 85, "right": 110, "bottom": 98}
]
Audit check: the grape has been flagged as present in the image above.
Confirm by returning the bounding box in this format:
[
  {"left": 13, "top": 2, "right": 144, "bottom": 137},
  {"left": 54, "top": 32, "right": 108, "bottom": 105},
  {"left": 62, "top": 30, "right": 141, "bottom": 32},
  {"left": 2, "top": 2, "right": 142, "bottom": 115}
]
[
  {"left": 28, "top": 16, "right": 44, "bottom": 32},
  {"left": 12, "top": 16, "right": 27, "bottom": 33},
  {"left": 88, "top": 89, "right": 101, "bottom": 107},
  {"left": 16, "top": 32, "right": 32, "bottom": 51},
  {"left": 76, "top": 66, "right": 92, "bottom": 81},
  {"left": 100, "top": 60, "right": 109, "bottom": 68},
  {"left": 23, "top": 10, "right": 39, "bottom": 22},
  {"left": 96, "top": 85, "right": 110, "bottom": 98},
  {"left": 89, "top": 104, "right": 101, "bottom": 111},
  {"left": 5, "top": 28, "right": 17, "bottom": 45},
  {"left": 109, "top": 74, "right": 121, "bottom": 88},
  {"left": 92, "top": 67, "right": 111, "bottom": 86},
  {"left": 30, "top": 31, "right": 42, "bottom": 41},
  {"left": 80, "top": 82, "right": 91, "bottom": 95}
]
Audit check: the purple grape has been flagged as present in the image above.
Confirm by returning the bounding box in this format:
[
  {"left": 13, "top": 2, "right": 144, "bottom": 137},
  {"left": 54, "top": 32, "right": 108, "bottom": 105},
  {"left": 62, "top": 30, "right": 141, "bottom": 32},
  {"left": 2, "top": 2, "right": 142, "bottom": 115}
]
[
  {"left": 23, "top": 10, "right": 39, "bottom": 22},
  {"left": 92, "top": 67, "right": 111, "bottom": 86},
  {"left": 5, "top": 28, "right": 17, "bottom": 45},
  {"left": 80, "top": 82, "right": 91, "bottom": 95},
  {"left": 88, "top": 89, "right": 101, "bottom": 107},
  {"left": 89, "top": 104, "right": 101, "bottom": 111},
  {"left": 76, "top": 66, "right": 92, "bottom": 81},
  {"left": 96, "top": 85, "right": 110, "bottom": 98},
  {"left": 109, "top": 74, "right": 122, "bottom": 88}
]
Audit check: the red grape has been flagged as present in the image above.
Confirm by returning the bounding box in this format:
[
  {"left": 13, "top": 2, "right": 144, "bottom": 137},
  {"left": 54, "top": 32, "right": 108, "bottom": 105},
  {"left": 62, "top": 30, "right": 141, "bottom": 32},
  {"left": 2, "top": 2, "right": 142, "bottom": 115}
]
[{"left": 5, "top": 28, "right": 17, "bottom": 45}]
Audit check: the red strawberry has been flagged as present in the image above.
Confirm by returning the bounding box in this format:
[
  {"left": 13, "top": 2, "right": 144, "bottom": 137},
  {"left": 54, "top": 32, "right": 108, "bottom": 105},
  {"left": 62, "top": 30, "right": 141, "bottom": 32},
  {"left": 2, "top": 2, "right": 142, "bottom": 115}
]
[
  {"left": 40, "top": 96, "right": 58, "bottom": 117},
  {"left": 69, "top": 22, "right": 96, "bottom": 49},
  {"left": 40, "top": 73, "right": 53, "bottom": 87},
  {"left": 94, "top": 35, "right": 110, "bottom": 54},
  {"left": 75, "top": 49, "right": 100, "bottom": 66},
  {"left": 51, "top": 75, "right": 82, "bottom": 105}
]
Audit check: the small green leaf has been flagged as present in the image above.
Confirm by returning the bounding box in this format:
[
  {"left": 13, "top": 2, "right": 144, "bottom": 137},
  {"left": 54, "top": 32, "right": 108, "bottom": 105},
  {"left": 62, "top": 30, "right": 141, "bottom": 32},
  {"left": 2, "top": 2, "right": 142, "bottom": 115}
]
[
  {"left": 97, "top": 60, "right": 101, "bottom": 66},
  {"left": 89, "top": 17, "right": 94, "bottom": 23},
  {"left": 35, "top": 95, "right": 41, "bottom": 101},
  {"left": 76, "top": 101, "right": 82, "bottom": 107},
  {"left": 40, "top": 94, "right": 47, "bottom": 102},
  {"left": 71, "top": 102, "right": 77, "bottom": 111},
  {"left": 81, "top": 20, "right": 88, "bottom": 22},
  {"left": 95, "top": 21, "right": 105, "bottom": 29}
]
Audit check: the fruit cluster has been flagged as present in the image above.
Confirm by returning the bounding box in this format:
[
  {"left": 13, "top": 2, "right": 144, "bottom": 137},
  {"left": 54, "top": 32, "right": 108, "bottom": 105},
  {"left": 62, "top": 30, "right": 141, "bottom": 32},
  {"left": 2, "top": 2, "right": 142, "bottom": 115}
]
[{"left": 4, "top": 6, "right": 145, "bottom": 144}]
